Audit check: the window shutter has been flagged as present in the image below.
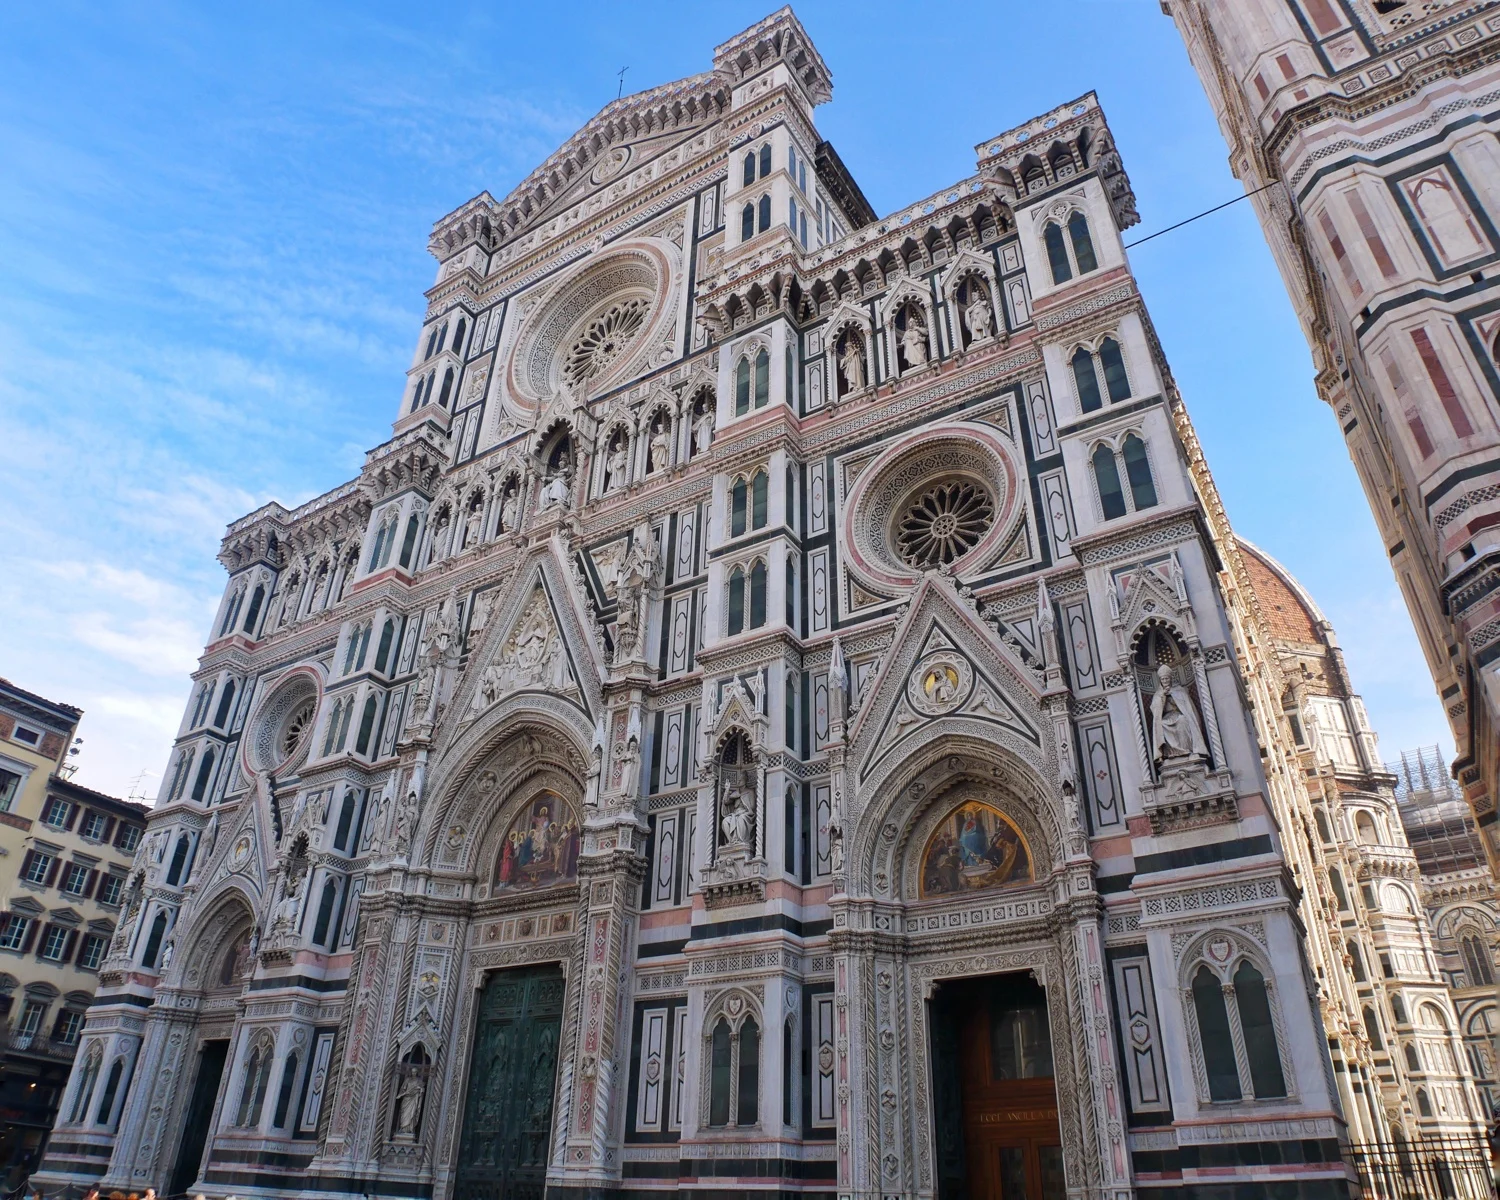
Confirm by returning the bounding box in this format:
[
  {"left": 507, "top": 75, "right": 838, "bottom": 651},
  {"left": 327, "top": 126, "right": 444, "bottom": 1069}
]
[
  {"left": 21, "top": 920, "right": 39, "bottom": 954},
  {"left": 104, "top": 817, "right": 117, "bottom": 843},
  {"left": 45, "top": 857, "right": 61, "bottom": 886},
  {"left": 65, "top": 803, "right": 81, "bottom": 831},
  {"left": 0, "top": 914, "right": 10, "bottom": 942},
  {"left": 64, "top": 930, "right": 79, "bottom": 961},
  {"left": 19, "top": 850, "right": 35, "bottom": 879},
  {"left": 84, "top": 869, "right": 100, "bottom": 899}
]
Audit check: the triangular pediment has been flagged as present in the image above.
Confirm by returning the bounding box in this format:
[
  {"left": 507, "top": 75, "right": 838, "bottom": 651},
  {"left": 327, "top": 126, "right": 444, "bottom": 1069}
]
[
  {"left": 453, "top": 550, "right": 602, "bottom": 728},
  {"left": 849, "top": 576, "right": 1046, "bottom": 791}
]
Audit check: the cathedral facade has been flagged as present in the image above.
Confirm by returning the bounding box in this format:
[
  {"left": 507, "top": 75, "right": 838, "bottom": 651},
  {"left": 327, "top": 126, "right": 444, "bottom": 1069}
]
[
  {"left": 1165, "top": 0, "right": 1500, "bottom": 881},
  {"left": 30, "top": 10, "right": 1487, "bottom": 1199}
]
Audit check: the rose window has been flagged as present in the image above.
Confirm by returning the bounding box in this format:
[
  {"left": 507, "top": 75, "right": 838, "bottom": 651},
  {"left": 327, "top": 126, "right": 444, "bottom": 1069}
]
[
  {"left": 281, "top": 700, "right": 316, "bottom": 758},
  {"left": 895, "top": 479, "right": 994, "bottom": 568},
  {"left": 563, "top": 298, "right": 649, "bottom": 386}
]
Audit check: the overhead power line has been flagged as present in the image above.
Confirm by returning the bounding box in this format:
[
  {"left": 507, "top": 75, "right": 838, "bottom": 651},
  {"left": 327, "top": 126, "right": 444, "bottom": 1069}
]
[{"left": 1123, "top": 179, "right": 1283, "bottom": 250}]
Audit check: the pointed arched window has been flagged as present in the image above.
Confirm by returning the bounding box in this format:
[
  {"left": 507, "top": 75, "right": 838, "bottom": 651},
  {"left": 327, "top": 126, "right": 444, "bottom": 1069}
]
[
  {"left": 737, "top": 1016, "right": 760, "bottom": 1125},
  {"left": 1068, "top": 211, "right": 1098, "bottom": 273},
  {"left": 334, "top": 789, "right": 358, "bottom": 851},
  {"left": 141, "top": 910, "right": 169, "bottom": 969},
  {"left": 759, "top": 143, "right": 772, "bottom": 178},
  {"left": 1463, "top": 935, "right": 1495, "bottom": 986},
  {"left": 731, "top": 478, "right": 748, "bottom": 537},
  {"left": 311, "top": 877, "right": 339, "bottom": 947},
  {"left": 735, "top": 357, "right": 751, "bottom": 416},
  {"left": 166, "top": 835, "right": 192, "bottom": 886},
  {"left": 273, "top": 1051, "right": 300, "bottom": 1128},
  {"left": 213, "top": 679, "right": 237, "bottom": 729},
  {"left": 1092, "top": 444, "right": 1126, "bottom": 520},
  {"left": 354, "top": 694, "right": 379, "bottom": 757},
  {"left": 96, "top": 1058, "right": 124, "bottom": 1125},
  {"left": 374, "top": 619, "right": 396, "bottom": 674},
  {"left": 1122, "top": 435, "right": 1157, "bottom": 510},
  {"left": 452, "top": 317, "right": 466, "bottom": 356},
  {"left": 1363, "top": 1005, "right": 1384, "bottom": 1051},
  {"left": 743, "top": 151, "right": 756, "bottom": 186},
  {"left": 1072, "top": 346, "right": 1102, "bottom": 413},
  {"left": 1192, "top": 965, "right": 1240, "bottom": 1100},
  {"left": 69, "top": 1050, "right": 100, "bottom": 1124},
  {"left": 1235, "top": 961, "right": 1287, "bottom": 1098},
  {"left": 1044, "top": 222, "right": 1072, "bottom": 284},
  {"left": 741, "top": 203, "right": 754, "bottom": 242},
  {"left": 189, "top": 748, "right": 216, "bottom": 803},
  {"left": 753, "top": 348, "right": 770, "bottom": 408},
  {"left": 758, "top": 194, "right": 771, "bottom": 234},
  {"left": 727, "top": 568, "right": 745, "bottom": 636},
  {"left": 751, "top": 470, "right": 768, "bottom": 529},
  {"left": 709, "top": 1018, "right": 732, "bottom": 1126},
  {"left": 749, "top": 562, "right": 768, "bottom": 629},
  {"left": 398, "top": 514, "right": 421, "bottom": 568},
  {"left": 1348, "top": 939, "right": 1366, "bottom": 982},
  {"left": 1329, "top": 867, "right": 1349, "bottom": 911},
  {"left": 785, "top": 559, "right": 797, "bottom": 630},
  {"left": 1099, "top": 337, "right": 1130, "bottom": 402},
  {"left": 243, "top": 585, "right": 265, "bottom": 636}
]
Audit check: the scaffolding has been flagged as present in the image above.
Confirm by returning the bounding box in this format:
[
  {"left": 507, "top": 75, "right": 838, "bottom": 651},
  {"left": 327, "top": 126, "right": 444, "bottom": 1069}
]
[{"left": 1390, "top": 745, "right": 1488, "bottom": 878}]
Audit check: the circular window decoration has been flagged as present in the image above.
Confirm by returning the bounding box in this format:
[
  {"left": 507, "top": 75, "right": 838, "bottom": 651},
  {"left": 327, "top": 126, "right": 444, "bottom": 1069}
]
[
  {"left": 281, "top": 700, "right": 316, "bottom": 759},
  {"left": 242, "top": 669, "right": 322, "bottom": 778},
  {"left": 840, "top": 423, "right": 1023, "bottom": 591},
  {"left": 563, "top": 297, "right": 649, "bottom": 387},
  {"left": 895, "top": 479, "right": 994, "bottom": 569}
]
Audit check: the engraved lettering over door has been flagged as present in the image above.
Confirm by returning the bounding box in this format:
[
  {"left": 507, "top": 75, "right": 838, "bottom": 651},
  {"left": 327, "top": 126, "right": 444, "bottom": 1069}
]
[{"left": 456, "top": 963, "right": 566, "bottom": 1200}]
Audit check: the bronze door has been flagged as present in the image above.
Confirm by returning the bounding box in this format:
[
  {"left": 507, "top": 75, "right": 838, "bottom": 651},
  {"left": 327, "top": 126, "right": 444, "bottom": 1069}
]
[{"left": 455, "top": 963, "right": 566, "bottom": 1200}]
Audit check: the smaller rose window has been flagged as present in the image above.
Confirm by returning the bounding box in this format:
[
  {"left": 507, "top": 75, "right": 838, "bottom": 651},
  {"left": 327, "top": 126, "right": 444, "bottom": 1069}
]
[
  {"left": 563, "top": 298, "right": 649, "bottom": 386},
  {"left": 281, "top": 700, "right": 316, "bottom": 758},
  {"left": 895, "top": 479, "right": 994, "bottom": 568}
]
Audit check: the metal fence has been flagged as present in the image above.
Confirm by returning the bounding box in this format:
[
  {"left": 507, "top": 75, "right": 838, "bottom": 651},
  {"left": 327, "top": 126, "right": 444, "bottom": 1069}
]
[{"left": 1346, "top": 1135, "right": 1495, "bottom": 1200}]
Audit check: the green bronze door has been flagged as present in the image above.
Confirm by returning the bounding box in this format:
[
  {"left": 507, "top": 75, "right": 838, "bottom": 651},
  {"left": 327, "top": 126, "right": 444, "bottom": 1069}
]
[{"left": 455, "top": 963, "right": 566, "bottom": 1200}]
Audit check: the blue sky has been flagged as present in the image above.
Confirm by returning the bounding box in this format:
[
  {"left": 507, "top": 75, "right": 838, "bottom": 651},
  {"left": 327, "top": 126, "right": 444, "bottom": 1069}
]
[{"left": 0, "top": 1, "right": 1450, "bottom": 799}]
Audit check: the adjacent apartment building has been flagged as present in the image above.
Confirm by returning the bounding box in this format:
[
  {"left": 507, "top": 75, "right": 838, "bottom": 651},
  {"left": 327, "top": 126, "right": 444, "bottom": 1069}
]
[
  {"left": 1166, "top": 1, "right": 1500, "bottom": 873},
  {"left": 0, "top": 679, "right": 148, "bottom": 1189}
]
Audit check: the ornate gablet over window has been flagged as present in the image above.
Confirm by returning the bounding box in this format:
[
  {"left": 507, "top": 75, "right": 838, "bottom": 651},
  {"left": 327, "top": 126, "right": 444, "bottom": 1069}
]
[
  {"left": 1184, "top": 937, "right": 1289, "bottom": 1104},
  {"left": 704, "top": 992, "right": 760, "bottom": 1128}
]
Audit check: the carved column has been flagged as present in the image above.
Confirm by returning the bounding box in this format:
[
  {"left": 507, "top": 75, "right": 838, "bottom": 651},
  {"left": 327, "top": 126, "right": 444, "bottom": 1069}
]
[{"left": 99, "top": 1001, "right": 195, "bottom": 1192}]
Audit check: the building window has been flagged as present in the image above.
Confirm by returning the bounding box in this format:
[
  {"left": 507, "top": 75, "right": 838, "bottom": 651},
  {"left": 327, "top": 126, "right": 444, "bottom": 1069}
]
[
  {"left": 727, "top": 568, "right": 746, "bottom": 636},
  {"left": 166, "top": 835, "right": 192, "bottom": 886},
  {"left": 237, "top": 1044, "right": 274, "bottom": 1127},
  {"left": 1092, "top": 437, "right": 1157, "bottom": 521},
  {"left": 97, "top": 875, "right": 124, "bottom": 907},
  {"left": 1044, "top": 222, "right": 1072, "bottom": 285},
  {"left": 731, "top": 478, "right": 748, "bottom": 537},
  {"left": 1191, "top": 958, "right": 1288, "bottom": 1102},
  {"left": 18, "top": 999, "right": 47, "bottom": 1038},
  {"left": 749, "top": 562, "right": 768, "bottom": 629},
  {"left": 0, "top": 915, "right": 30, "bottom": 951},
  {"left": 758, "top": 143, "right": 771, "bottom": 178},
  {"left": 1072, "top": 347, "right": 1102, "bottom": 413},
  {"left": 707, "top": 1012, "right": 761, "bottom": 1128},
  {"left": 0, "top": 769, "right": 21, "bottom": 812},
  {"left": 189, "top": 748, "right": 217, "bottom": 803},
  {"left": 96, "top": 1058, "right": 125, "bottom": 1125},
  {"left": 55, "top": 1009, "right": 84, "bottom": 1045},
  {"left": 61, "top": 864, "right": 90, "bottom": 896},
  {"left": 141, "top": 910, "right": 168, "bottom": 969},
  {"left": 735, "top": 357, "right": 751, "bottom": 417},
  {"left": 41, "top": 797, "right": 70, "bottom": 828},
  {"left": 1068, "top": 211, "right": 1098, "bottom": 273},
  {"left": 1092, "top": 444, "right": 1126, "bottom": 520},
  {"left": 80, "top": 811, "right": 106, "bottom": 841},
  {"left": 751, "top": 470, "right": 768, "bottom": 529},
  {"left": 40, "top": 925, "right": 70, "bottom": 961},
  {"left": 1045, "top": 212, "right": 1099, "bottom": 284},
  {"left": 1462, "top": 935, "right": 1495, "bottom": 986},
  {"left": 1363, "top": 1005, "right": 1384, "bottom": 1052},
  {"left": 743, "top": 151, "right": 756, "bottom": 187},
  {"left": 753, "top": 349, "right": 770, "bottom": 409},
  {"left": 116, "top": 825, "right": 141, "bottom": 854},
  {"left": 354, "top": 694, "right": 379, "bottom": 757},
  {"left": 24, "top": 852, "right": 54, "bottom": 886},
  {"left": 78, "top": 935, "right": 107, "bottom": 971},
  {"left": 311, "top": 879, "right": 339, "bottom": 947},
  {"left": 758, "top": 194, "right": 771, "bottom": 234},
  {"left": 273, "top": 1051, "right": 301, "bottom": 1128},
  {"left": 1071, "top": 339, "right": 1130, "bottom": 413},
  {"left": 69, "top": 1050, "right": 101, "bottom": 1123},
  {"left": 741, "top": 203, "right": 754, "bottom": 242},
  {"left": 212, "top": 679, "right": 237, "bottom": 728}
]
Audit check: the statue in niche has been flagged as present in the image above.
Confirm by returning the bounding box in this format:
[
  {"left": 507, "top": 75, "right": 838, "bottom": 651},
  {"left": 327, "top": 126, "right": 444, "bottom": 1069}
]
[
  {"left": 692, "top": 401, "right": 715, "bottom": 454},
  {"left": 964, "top": 286, "right": 994, "bottom": 344},
  {"left": 462, "top": 499, "right": 482, "bottom": 549},
  {"left": 1150, "top": 663, "right": 1207, "bottom": 765},
  {"left": 496, "top": 481, "right": 519, "bottom": 532},
  {"left": 540, "top": 445, "right": 573, "bottom": 510},
  {"left": 427, "top": 509, "right": 450, "bottom": 564},
  {"left": 900, "top": 305, "right": 929, "bottom": 368},
  {"left": 612, "top": 523, "right": 660, "bottom": 665},
  {"left": 271, "top": 879, "right": 302, "bottom": 934},
  {"left": 393, "top": 1074, "right": 425, "bottom": 1138},
  {"left": 838, "top": 332, "right": 866, "bottom": 394},
  {"left": 720, "top": 785, "right": 753, "bottom": 851},
  {"left": 648, "top": 415, "right": 671, "bottom": 474},
  {"left": 604, "top": 433, "right": 629, "bottom": 493},
  {"left": 392, "top": 789, "right": 418, "bottom": 856}
]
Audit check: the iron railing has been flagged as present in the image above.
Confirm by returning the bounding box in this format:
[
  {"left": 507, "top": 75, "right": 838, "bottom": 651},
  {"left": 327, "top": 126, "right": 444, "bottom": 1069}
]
[{"left": 1345, "top": 1135, "right": 1495, "bottom": 1200}]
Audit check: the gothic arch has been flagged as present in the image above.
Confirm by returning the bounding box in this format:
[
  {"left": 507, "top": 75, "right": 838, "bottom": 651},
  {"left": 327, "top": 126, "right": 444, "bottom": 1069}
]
[
  {"left": 415, "top": 711, "right": 590, "bottom": 880},
  {"left": 848, "top": 731, "right": 1064, "bottom": 901},
  {"left": 170, "top": 886, "right": 258, "bottom": 993}
]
